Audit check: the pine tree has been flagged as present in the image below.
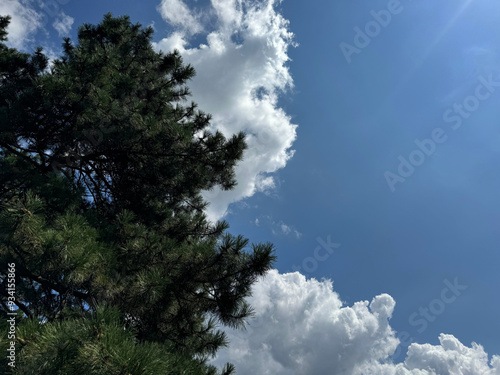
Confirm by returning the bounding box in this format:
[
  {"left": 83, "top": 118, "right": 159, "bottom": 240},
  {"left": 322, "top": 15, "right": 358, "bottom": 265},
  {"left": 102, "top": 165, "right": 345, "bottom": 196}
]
[{"left": 0, "top": 14, "right": 275, "bottom": 374}]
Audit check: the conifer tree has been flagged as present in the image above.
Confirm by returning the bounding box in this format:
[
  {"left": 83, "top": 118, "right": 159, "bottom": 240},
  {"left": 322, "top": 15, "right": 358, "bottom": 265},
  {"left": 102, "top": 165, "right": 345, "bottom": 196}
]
[{"left": 0, "top": 14, "right": 275, "bottom": 374}]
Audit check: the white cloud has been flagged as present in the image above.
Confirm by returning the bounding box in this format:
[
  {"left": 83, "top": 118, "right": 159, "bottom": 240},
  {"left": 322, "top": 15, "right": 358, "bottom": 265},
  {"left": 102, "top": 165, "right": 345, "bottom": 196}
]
[
  {"left": 211, "top": 270, "right": 500, "bottom": 375},
  {"left": 256, "top": 175, "right": 276, "bottom": 194},
  {"left": 52, "top": 12, "right": 74, "bottom": 37},
  {"left": 157, "top": 0, "right": 203, "bottom": 35},
  {"left": 212, "top": 270, "right": 399, "bottom": 374},
  {"left": 256, "top": 215, "right": 300, "bottom": 238},
  {"left": 274, "top": 222, "right": 300, "bottom": 238},
  {"left": 154, "top": 0, "right": 297, "bottom": 221},
  {"left": 357, "top": 335, "right": 500, "bottom": 375},
  {"left": 0, "top": 0, "right": 43, "bottom": 49},
  {"left": 280, "top": 223, "right": 291, "bottom": 234}
]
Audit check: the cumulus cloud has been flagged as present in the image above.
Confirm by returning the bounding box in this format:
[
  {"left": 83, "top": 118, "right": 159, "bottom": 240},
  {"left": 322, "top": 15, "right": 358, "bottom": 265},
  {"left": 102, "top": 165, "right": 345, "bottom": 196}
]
[
  {"left": 154, "top": 0, "right": 297, "bottom": 221},
  {"left": 157, "top": 0, "right": 203, "bottom": 35},
  {"left": 357, "top": 335, "right": 500, "bottom": 375},
  {"left": 52, "top": 12, "right": 74, "bottom": 37},
  {"left": 211, "top": 270, "right": 500, "bottom": 375},
  {"left": 0, "top": 0, "right": 43, "bottom": 49}
]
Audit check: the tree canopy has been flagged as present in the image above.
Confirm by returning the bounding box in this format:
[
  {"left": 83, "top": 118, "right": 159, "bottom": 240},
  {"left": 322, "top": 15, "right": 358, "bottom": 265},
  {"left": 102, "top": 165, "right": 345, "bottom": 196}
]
[{"left": 0, "top": 13, "right": 275, "bottom": 374}]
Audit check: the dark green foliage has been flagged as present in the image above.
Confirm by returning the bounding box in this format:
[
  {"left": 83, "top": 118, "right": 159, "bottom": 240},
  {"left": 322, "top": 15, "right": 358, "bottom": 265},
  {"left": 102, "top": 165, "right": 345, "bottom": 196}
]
[{"left": 0, "top": 14, "right": 275, "bottom": 374}]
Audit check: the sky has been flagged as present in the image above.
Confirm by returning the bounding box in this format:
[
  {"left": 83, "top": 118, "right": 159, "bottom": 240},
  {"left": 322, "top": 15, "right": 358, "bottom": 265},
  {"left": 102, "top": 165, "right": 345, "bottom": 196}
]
[{"left": 2, "top": 0, "right": 500, "bottom": 373}]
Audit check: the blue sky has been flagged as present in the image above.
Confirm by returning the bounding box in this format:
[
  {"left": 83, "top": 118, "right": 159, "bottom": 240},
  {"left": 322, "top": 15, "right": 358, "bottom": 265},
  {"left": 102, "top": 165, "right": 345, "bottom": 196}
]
[{"left": 3, "top": 0, "right": 500, "bottom": 373}]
